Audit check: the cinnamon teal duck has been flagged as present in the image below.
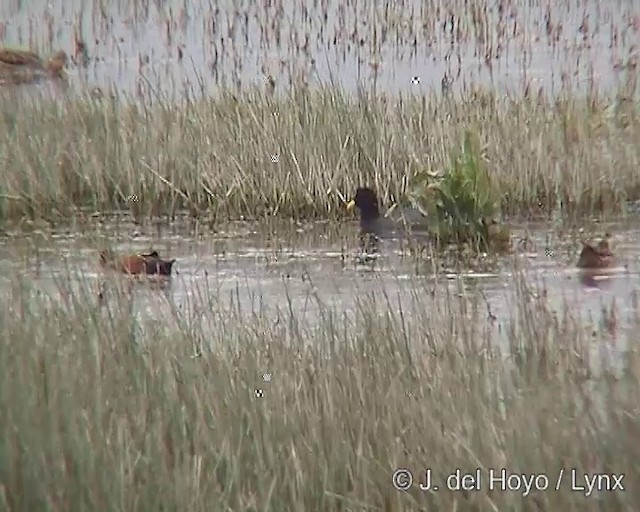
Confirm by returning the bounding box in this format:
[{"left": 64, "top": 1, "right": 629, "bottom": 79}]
[
  {"left": 99, "top": 250, "right": 176, "bottom": 276},
  {"left": 0, "top": 48, "right": 67, "bottom": 85},
  {"left": 576, "top": 233, "right": 615, "bottom": 269}
]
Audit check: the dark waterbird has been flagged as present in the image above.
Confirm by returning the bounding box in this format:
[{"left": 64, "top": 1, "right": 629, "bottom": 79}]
[
  {"left": 346, "top": 187, "right": 513, "bottom": 256},
  {"left": 346, "top": 187, "right": 430, "bottom": 245}
]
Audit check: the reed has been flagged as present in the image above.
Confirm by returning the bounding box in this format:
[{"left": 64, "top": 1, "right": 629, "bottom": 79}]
[
  {"left": 0, "top": 87, "right": 638, "bottom": 227},
  {"left": 0, "top": 269, "right": 637, "bottom": 511}
]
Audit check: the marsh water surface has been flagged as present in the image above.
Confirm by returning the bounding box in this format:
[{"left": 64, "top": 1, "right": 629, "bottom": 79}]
[
  {"left": 1, "top": 0, "right": 638, "bottom": 98},
  {"left": 1, "top": 218, "right": 638, "bottom": 359}
]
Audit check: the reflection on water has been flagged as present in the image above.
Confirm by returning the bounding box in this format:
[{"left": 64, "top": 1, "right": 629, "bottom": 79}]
[{"left": 1, "top": 0, "right": 638, "bottom": 99}]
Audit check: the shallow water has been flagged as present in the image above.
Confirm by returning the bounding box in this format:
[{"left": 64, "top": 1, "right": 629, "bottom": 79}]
[
  {"left": 1, "top": 217, "right": 639, "bottom": 367},
  {"left": 1, "top": 0, "right": 638, "bottom": 99}
]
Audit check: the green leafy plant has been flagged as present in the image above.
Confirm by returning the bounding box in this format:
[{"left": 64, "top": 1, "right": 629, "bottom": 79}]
[{"left": 408, "top": 130, "right": 505, "bottom": 250}]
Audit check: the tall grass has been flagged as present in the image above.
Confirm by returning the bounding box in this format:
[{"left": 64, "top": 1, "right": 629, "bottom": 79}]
[
  {"left": 0, "top": 269, "right": 638, "bottom": 511},
  {"left": 1, "top": 87, "right": 639, "bottom": 226}
]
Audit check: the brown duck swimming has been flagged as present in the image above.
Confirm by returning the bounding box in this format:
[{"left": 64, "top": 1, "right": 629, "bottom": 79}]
[
  {"left": 576, "top": 233, "right": 615, "bottom": 269},
  {"left": 0, "top": 48, "right": 67, "bottom": 85},
  {"left": 99, "top": 250, "right": 177, "bottom": 276},
  {"left": 481, "top": 217, "right": 512, "bottom": 252}
]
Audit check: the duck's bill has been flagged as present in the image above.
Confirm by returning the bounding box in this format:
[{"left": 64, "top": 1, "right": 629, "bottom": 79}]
[{"left": 346, "top": 199, "right": 356, "bottom": 211}]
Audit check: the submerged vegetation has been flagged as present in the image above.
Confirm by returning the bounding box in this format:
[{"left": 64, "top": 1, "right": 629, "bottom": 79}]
[
  {"left": 0, "top": 271, "right": 638, "bottom": 511},
  {"left": 0, "top": 88, "right": 639, "bottom": 228}
]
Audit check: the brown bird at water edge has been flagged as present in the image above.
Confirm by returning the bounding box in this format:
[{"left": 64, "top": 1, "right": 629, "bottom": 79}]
[
  {"left": 576, "top": 232, "right": 615, "bottom": 269},
  {"left": 0, "top": 48, "right": 68, "bottom": 85},
  {"left": 481, "top": 217, "right": 512, "bottom": 253},
  {"left": 99, "top": 249, "right": 177, "bottom": 276}
]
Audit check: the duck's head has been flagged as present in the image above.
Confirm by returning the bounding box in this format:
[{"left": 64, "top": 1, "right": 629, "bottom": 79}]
[
  {"left": 598, "top": 232, "right": 613, "bottom": 249},
  {"left": 346, "top": 187, "right": 381, "bottom": 221},
  {"left": 141, "top": 250, "right": 160, "bottom": 259},
  {"left": 46, "top": 50, "right": 67, "bottom": 76}
]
